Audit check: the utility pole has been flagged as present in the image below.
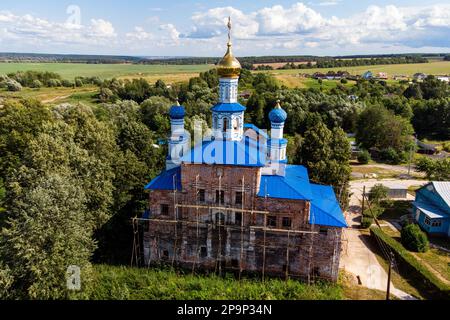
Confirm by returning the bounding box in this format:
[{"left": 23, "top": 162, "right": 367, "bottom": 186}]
[
  {"left": 361, "top": 186, "right": 366, "bottom": 217},
  {"left": 386, "top": 252, "right": 394, "bottom": 300},
  {"left": 408, "top": 134, "right": 417, "bottom": 176}
]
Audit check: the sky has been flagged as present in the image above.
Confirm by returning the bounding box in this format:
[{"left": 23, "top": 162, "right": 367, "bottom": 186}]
[{"left": 0, "top": 0, "right": 449, "bottom": 57}]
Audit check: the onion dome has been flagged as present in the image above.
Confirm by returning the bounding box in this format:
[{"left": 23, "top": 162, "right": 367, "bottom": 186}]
[
  {"left": 269, "top": 100, "right": 287, "bottom": 123},
  {"left": 217, "top": 17, "right": 241, "bottom": 78},
  {"left": 169, "top": 100, "right": 185, "bottom": 119}
]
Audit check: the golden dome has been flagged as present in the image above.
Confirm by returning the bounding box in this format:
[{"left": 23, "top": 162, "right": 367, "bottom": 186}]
[{"left": 217, "top": 17, "right": 241, "bottom": 78}]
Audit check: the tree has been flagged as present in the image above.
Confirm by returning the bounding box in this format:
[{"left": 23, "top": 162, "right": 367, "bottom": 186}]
[
  {"left": 401, "top": 223, "right": 429, "bottom": 253},
  {"left": 6, "top": 79, "right": 22, "bottom": 91},
  {"left": 369, "top": 184, "right": 389, "bottom": 204},
  {"left": 356, "top": 105, "right": 414, "bottom": 154},
  {"left": 357, "top": 150, "right": 371, "bottom": 164},
  {"left": 140, "top": 96, "right": 171, "bottom": 134},
  {"left": 298, "top": 122, "right": 351, "bottom": 187},
  {"left": 416, "top": 157, "right": 450, "bottom": 181}
]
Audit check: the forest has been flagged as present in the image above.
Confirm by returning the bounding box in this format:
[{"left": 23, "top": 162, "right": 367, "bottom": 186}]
[{"left": 0, "top": 67, "right": 448, "bottom": 299}]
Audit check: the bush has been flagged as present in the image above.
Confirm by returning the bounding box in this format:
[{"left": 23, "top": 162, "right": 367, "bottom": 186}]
[
  {"left": 48, "top": 79, "right": 61, "bottom": 87},
  {"left": 357, "top": 150, "right": 371, "bottom": 164},
  {"left": 401, "top": 223, "right": 429, "bottom": 253},
  {"left": 369, "top": 184, "right": 389, "bottom": 204},
  {"left": 6, "top": 79, "right": 22, "bottom": 91},
  {"left": 361, "top": 216, "right": 373, "bottom": 228},
  {"left": 31, "top": 79, "right": 43, "bottom": 88},
  {"left": 61, "top": 79, "right": 74, "bottom": 88},
  {"left": 75, "top": 78, "right": 84, "bottom": 87},
  {"left": 370, "top": 227, "right": 449, "bottom": 299},
  {"left": 379, "top": 147, "right": 402, "bottom": 164},
  {"left": 340, "top": 78, "right": 348, "bottom": 84},
  {"left": 442, "top": 142, "right": 450, "bottom": 153}
]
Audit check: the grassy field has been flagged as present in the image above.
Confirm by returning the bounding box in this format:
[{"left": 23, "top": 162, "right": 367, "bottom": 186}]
[
  {"left": 89, "top": 265, "right": 343, "bottom": 300},
  {"left": 260, "top": 61, "right": 450, "bottom": 88},
  {"left": 0, "top": 86, "right": 99, "bottom": 106},
  {"left": 0, "top": 62, "right": 213, "bottom": 83}
]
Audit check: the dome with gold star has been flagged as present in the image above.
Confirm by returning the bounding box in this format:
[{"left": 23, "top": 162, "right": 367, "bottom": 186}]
[{"left": 217, "top": 17, "right": 241, "bottom": 78}]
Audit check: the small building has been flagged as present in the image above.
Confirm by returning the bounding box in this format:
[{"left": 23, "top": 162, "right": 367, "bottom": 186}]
[
  {"left": 362, "top": 71, "right": 373, "bottom": 80},
  {"left": 437, "top": 76, "right": 449, "bottom": 83},
  {"left": 413, "top": 73, "right": 427, "bottom": 81},
  {"left": 413, "top": 182, "right": 450, "bottom": 237},
  {"left": 376, "top": 72, "right": 388, "bottom": 79}
]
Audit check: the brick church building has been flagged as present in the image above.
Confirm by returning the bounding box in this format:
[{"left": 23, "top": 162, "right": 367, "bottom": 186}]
[{"left": 143, "top": 19, "right": 347, "bottom": 282}]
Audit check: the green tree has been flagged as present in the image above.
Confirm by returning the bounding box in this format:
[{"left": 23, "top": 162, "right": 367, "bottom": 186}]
[
  {"left": 401, "top": 223, "right": 429, "bottom": 253},
  {"left": 140, "top": 96, "right": 171, "bottom": 133},
  {"left": 298, "top": 122, "right": 351, "bottom": 187},
  {"left": 356, "top": 105, "right": 414, "bottom": 154},
  {"left": 416, "top": 157, "right": 450, "bottom": 181}
]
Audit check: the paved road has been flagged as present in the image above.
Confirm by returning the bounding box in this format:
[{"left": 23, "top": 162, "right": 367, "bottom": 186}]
[{"left": 339, "top": 178, "right": 426, "bottom": 300}]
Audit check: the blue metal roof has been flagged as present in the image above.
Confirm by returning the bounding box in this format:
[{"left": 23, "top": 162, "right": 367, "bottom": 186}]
[
  {"left": 257, "top": 165, "right": 313, "bottom": 200},
  {"left": 413, "top": 201, "right": 449, "bottom": 219},
  {"left": 257, "top": 165, "right": 346, "bottom": 228},
  {"left": 181, "top": 137, "right": 266, "bottom": 167},
  {"left": 309, "top": 184, "right": 347, "bottom": 228},
  {"left": 145, "top": 166, "right": 181, "bottom": 191},
  {"left": 211, "top": 103, "right": 246, "bottom": 113},
  {"left": 269, "top": 107, "right": 287, "bottom": 123},
  {"left": 169, "top": 105, "right": 185, "bottom": 119}
]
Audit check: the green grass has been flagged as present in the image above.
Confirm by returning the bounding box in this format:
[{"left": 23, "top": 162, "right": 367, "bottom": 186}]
[
  {"left": 89, "top": 265, "right": 343, "bottom": 300},
  {"left": 0, "top": 63, "right": 213, "bottom": 80},
  {"left": 370, "top": 227, "right": 450, "bottom": 299}
]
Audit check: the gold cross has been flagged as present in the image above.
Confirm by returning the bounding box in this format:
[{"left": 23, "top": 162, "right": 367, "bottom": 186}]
[{"left": 227, "top": 16, "right": 232, "bottom": 43}]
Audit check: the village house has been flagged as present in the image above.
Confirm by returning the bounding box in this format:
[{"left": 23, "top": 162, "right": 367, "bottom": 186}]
[
  {"left": 142, "top": 19, "right": 347, "bottom": 282},
  {"left": 413, "top": 182, "right": 450, "bottom": 238}
]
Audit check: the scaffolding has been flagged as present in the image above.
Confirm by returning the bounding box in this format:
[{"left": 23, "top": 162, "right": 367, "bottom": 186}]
[{"left": 132, "top": 172, "right": 343, "bottom": 283}]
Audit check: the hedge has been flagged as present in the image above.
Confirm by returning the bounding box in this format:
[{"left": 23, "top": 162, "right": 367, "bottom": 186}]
[{"left": 370, "top": 227, "right": 450, "bottom": 299}]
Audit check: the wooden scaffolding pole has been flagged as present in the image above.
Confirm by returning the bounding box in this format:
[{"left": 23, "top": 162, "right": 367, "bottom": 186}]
[{"left": 239, "top": 175, "right": 244, "bottom": 281}]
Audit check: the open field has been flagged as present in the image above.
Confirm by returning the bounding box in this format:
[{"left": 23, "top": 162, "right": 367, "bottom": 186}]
[
  {"left": 0, "top": 86, "right": 99, "bottom": 106},
  {"left": 259, "top": 61, "right": 450, "bottom": 88},
  {"left": 0, "top": 62, "right": 213, "bottom": 82}
]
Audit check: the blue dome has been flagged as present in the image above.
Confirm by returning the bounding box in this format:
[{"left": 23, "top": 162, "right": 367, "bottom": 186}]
[
  {"left": 169, "top": 105, "right": 185, "bottom": 119},
  {"left": 269, "top": 105, "right": 287, "bottom": 123}
]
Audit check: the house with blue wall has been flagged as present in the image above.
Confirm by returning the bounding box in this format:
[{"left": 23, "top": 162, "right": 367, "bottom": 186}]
[{"left": 413, "top": 182, "right": 450, "bottom": 237}]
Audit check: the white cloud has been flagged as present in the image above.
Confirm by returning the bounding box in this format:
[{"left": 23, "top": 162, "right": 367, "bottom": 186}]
[{"left": 126, "top": 26, "right": 154, "bottom": 41}]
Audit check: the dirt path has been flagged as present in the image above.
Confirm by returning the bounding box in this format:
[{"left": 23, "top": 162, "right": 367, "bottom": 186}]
[
  {"left": 41, "top": 94, "right": 72, "bottom": 104},
  {"left": 410, "top": 252, "right": 450, "bottom": 285}
]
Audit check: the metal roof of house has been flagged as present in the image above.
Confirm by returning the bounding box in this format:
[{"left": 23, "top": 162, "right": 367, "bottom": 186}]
[
  {"left": 413, "top": 201, "right": 449, "bottom": 219},
  {"left": 431, "top": 181, "right": 450, "bottom": 209},
  {"left": 144, "top": 166, "right": 181, "bottom": 191},
  {"left": 181, "top": 137, "right": 266, "bottom": 167}
]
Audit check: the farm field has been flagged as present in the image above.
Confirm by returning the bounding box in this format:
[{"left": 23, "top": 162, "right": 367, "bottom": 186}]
[
  {"left": 260, "top": 61, "right": 450, "bottom": 88},
  {"left": 0, "top": 62, "right": 213, "bottom": 83}
]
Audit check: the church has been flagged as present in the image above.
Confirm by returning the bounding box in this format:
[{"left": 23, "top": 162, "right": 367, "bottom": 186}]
[{"left": 143, "top": 19, "right": 347, "bottom": 282}]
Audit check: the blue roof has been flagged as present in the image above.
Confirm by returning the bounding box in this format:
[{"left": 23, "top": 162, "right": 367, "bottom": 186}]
[
  {"left": 182, "top": 137, "right": 266, "bottom": 167},
  {"left": 211, "top": 103, "right": 246, "bottom": 113},
  {"left": 257, "top": 165, "right": 346, "bottom": 228},
  {"left": 145, "top": 166, "right": 181, "bottom": 191},
  {"left": 169, "top": 105, "right": 185, "bottom": 119},
  {"left": 413, "top": 201, "right": 449, "bottom": 219},
  {"left": 310, "top": 184, "right": 347, "bottom": 228},
  {"left": 257, "top": 165, "right": 313, "bottom": 200},
  {"left": 269, "top": 107, "right": 287, "bottom": 123}
]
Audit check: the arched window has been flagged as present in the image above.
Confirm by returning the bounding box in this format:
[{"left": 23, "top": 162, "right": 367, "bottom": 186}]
[{"left": 223, "top": 118, "right": 229, "bottom": 132}]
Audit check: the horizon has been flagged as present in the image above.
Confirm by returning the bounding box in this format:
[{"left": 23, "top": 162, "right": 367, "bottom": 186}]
[{"left": 0, "top": 1, "right": 449, "bottom": 57}]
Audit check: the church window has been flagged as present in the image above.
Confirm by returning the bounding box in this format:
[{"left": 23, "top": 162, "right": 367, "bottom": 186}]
[
  {"left": 216, "top": 190, "right": 225, "bottom": 204},
  {"left": 267, "top": 216, "right": 277, "bottom": 228},
  {"left": 223, "top": 118, "right": 229, "bottom": 132},
  {"left": 198, "top": 189, "right": 205, "bottom": 202},
  {"left": 235, "top": 191, "right": 243, "bottom": 205},
  {"left": 160, "top": 204, "right": 169, "bottom": 216}
]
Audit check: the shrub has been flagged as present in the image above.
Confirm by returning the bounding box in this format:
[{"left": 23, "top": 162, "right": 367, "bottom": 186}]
[
  {"left": 401, "top": 223, "right": 429, "bottom": 253},
  {"left": 379, "top": 147, "right": 402, "bottom": 164},
  {"left": 6, "top": 79, "right": 22, "bottom": 91},
  {"left": 75, "top": 78, "right": 84, "bottom": 87},
  {"left": 442, "top": 142, "right": 450, "bottom": 153},
  {"left": 361, "top": 216, "right": 373, "bottom": 228},
  {"left": 340, "top": 78, "right": 348, "bottom": 84},
  {"left": 61, "top": 79, "right": 74, "bottom": 88},
  {"left": 31, "top": 80, "right": 42, "bottom": 88},
  {"left": 48, "top": 79, "right": 61, "bottom": 87},
  {"left": 357, "top": 149, "right": 371, "bottom": 164},
  {"left": 369, "top": 184, "right": 389, "bottom": 204}
]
